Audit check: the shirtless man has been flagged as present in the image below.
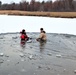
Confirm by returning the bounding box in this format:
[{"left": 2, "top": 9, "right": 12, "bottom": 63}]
[{"left": 36, "top": 28, "right": 47, "bottom": 41}]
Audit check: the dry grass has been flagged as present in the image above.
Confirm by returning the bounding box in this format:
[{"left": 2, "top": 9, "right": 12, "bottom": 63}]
[{"left": 0, "top": 10, "right": 76, "bottom": 18}]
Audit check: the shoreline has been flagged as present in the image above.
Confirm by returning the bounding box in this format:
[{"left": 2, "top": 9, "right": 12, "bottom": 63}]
[{"left": 0, "top": 10, "right": 76, "bottom": 18}]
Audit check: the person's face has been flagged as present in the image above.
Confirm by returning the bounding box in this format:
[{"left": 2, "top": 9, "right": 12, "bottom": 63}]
[{"left": 40, "top": 30, "right": 43, "bottom": 33}]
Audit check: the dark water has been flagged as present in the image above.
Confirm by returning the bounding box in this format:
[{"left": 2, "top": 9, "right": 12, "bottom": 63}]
[{"left": 0, "top": 33, "right": 76, "bottom": 75}]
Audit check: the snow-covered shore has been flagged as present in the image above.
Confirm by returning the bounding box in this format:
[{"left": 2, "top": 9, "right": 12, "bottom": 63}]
[{"left": 0, "top": 15, "right": 76, "bottom": 35}]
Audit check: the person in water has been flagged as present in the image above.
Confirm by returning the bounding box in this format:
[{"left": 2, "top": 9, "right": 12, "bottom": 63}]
[
  {"left": 20, "top": 29, "right": 29, "bottom": 41},
  {"left": 36, "top": 28, "right": 47, "bottom": 42}
]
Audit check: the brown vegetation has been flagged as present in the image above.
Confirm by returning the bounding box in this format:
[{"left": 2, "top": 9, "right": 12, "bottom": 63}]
[{"left": 0, "top": 10, "right": 76, "bottom": 18}]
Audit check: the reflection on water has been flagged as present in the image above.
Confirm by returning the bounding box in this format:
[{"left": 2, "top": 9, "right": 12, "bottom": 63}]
[
  {"left": 20, "top": 43, "right": 26, "bottom": 49},
  {"left": 39, "top": 41, "right": 47, "bottom": 53}
]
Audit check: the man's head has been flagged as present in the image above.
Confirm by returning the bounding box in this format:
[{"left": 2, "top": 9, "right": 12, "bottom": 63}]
[
  {"left": 40, "top": 28, "right": 43, "bottom": 33},
  {"left": 22, "top": 29, "right": 25, "bottom": 32}
]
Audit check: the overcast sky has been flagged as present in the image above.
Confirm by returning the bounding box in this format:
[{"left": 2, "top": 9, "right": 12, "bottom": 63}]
[{"left": 1, "top": 0, "right": 56, "bottom": 4}]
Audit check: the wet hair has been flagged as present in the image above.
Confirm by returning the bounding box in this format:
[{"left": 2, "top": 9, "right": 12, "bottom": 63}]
[
  {"left": 22, "top": 29, "right": 25, "bottom": 32},
  {"left": 40, "top": 28, "right": 43, "bottom": 31},
  {"left": 21, "top": 29, "right": 26, "bottom": 34},
  {"left": 43, "top": 31, "right": 46, "bottom": 33}
]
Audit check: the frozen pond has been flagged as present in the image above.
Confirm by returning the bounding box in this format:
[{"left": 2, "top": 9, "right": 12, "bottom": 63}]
[
  {"left": 0, "top": 15, "right": 76, "bottom": 75},
  {"left": 0, "top": 15, "right": 76, "bottom": 35}
]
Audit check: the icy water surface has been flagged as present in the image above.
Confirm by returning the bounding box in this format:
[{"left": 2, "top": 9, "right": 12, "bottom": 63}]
[{"left": 0, "top": 33, "right": 76, "bottom": 75}]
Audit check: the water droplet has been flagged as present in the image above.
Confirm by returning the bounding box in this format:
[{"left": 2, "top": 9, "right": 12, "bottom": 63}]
[
  {"left": 0, "top": 53, "right": 4, "bottom": 56},
  {"left": 29, "top": 55, "right": 33, "bottom": 59},
  {"left": 56, "top": 54, "right": 62, "bottom": 58},
  {"left": 7, "top": 60, "right": 10, "bottom": 62},
  {"left": 21, "top": 59, "right": 24, "bottom": 61},
  {"left": 19, "top": 53, "right": 24, "bottom": 57},
  {"left": 47, "top": 53, "right": 52, "bottom": 56},
  {"left": 74, "top": 70, "right": 76, "bottom": 73},
  {"left": 21, "top": 69, "right": 26, "bottom": 72}
]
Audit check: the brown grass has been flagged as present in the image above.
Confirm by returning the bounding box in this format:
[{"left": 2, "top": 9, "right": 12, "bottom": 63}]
[{"left": 0, "top": 10, "right": 76, "bottom": 18}]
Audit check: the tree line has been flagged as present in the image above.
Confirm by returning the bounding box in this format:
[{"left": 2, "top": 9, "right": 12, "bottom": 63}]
[{"left": 0, "top": 0, "right": 76, "bottom": 12}]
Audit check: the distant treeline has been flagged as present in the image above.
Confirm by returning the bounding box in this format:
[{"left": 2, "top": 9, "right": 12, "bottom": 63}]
[{"left": 0, "top": 0, "right": 76, "bottom": 12}]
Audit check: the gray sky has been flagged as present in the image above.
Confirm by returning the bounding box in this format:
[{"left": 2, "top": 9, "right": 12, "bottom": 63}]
[{"left": 1, "top": 0, "right": 56, "bottom": 4}]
